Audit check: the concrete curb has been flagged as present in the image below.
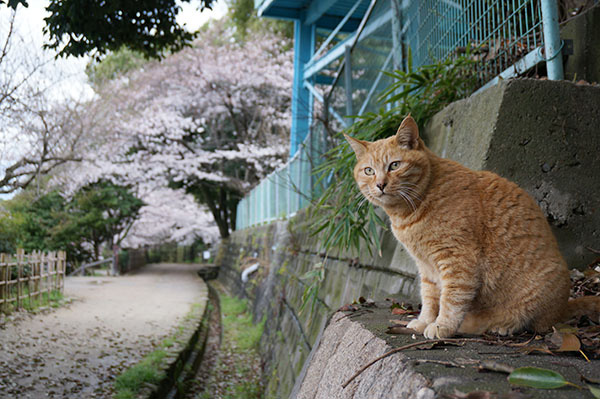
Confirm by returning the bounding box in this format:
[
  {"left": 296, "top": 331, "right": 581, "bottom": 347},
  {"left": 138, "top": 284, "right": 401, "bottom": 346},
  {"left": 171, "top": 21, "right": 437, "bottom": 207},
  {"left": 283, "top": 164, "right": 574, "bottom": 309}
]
[
  {"left": 292, "top": 305, "right": 600, "bottom": 399},
  {"left": 138, "top": 275, "right": 215, "bottom": 399}
]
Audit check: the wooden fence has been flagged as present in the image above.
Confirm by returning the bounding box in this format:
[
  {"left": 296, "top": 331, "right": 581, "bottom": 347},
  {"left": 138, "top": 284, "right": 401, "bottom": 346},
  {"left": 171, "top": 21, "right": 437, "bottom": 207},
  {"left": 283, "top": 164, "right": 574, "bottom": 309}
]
[{"left": 0, "top": 249, "right": 66, "bottom": 313}]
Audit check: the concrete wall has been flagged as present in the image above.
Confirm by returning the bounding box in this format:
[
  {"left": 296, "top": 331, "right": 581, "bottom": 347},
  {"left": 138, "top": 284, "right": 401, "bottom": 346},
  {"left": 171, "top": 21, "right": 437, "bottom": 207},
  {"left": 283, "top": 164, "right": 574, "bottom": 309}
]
[
  {"left": 426, "top": 78, "right": 600, "bottom": 268},
  {"left": 217, "top": 78, "right": 600, "bottom": 398},
  {"left": 561, "top": 6, "right": 600, "bottom": 84}
]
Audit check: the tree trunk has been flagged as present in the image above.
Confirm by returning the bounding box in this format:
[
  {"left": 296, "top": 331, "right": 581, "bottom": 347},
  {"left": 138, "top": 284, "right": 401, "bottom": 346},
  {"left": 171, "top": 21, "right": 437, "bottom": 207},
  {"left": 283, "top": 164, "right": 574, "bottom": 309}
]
[{"left": 202, "top": 187, "right": 230, "bottom": 239}]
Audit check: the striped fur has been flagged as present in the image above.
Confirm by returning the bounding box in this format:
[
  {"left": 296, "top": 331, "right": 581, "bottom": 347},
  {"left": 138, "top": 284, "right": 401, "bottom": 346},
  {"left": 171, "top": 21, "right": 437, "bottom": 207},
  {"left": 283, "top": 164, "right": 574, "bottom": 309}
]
[{"left": 345, "top": 115, "right": 599, "bottom": 338}]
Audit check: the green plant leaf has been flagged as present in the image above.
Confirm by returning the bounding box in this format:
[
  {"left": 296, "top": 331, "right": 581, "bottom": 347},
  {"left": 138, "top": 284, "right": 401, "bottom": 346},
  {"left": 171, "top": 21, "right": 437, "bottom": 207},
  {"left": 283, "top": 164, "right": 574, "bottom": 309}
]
[
  {"left": 589, "top": 385, "right": 600, "bottom": 399},
  {"left": 508, "top": 367, "right": 572, "bottom": 389}
]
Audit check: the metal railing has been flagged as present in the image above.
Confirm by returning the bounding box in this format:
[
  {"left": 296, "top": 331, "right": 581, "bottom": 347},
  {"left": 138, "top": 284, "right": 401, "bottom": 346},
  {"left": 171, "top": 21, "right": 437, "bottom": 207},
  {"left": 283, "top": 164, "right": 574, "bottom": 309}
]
[
  {"left": 237, "top": 0, "right": 563, "bottom": 230},
  {"left": 236, "top": 126, "right": 327, "bottom": 230}
]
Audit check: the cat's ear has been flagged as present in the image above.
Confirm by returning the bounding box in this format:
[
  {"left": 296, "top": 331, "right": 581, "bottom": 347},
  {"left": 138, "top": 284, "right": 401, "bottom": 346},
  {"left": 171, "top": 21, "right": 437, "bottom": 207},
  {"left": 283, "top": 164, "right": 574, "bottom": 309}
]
[
  {"left": 395, "top": 115, "right": 419, "bottom": 150},
  {"left": 344, "top": 134, "right": 369, "bottom": 158}
]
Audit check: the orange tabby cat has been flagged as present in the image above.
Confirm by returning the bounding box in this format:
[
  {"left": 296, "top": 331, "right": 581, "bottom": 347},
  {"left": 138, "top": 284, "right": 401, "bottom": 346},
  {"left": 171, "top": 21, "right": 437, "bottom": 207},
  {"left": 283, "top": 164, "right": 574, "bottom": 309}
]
[{"left": 345, "top": 115, "right": 600, "bottom": 339}]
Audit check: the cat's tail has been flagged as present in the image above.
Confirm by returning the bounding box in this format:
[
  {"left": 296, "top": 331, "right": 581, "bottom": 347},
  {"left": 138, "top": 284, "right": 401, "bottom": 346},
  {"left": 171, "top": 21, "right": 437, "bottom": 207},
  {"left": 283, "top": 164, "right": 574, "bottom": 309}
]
[{"left": 564, "top": 296, "right": 600, "bottom": 320}]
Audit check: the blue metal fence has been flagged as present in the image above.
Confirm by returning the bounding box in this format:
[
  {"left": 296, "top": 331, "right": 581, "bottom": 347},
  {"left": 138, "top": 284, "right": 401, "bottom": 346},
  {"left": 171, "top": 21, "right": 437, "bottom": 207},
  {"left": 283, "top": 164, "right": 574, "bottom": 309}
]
[
  {"left": 235, "top": 127, "right": 325, "bottom": 230},
  {"left": 237, "top": 0, "right": 564, "bottom": 230}
]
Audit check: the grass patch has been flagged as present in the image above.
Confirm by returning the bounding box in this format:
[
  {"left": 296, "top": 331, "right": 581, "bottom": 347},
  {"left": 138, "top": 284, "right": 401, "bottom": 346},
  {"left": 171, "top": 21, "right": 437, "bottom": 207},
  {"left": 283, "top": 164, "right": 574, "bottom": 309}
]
[
  {"left": 220, "top": 295, "right": 264, "bottom": 351},
  {"left": 8, "top": 289, "right": 65, "bottom": 313},
  {"left": 114, "top": 350, "right": 167, "bottom": 399},
  {"left": 113, "top": 302, "right": 204, "bottom": 399}
]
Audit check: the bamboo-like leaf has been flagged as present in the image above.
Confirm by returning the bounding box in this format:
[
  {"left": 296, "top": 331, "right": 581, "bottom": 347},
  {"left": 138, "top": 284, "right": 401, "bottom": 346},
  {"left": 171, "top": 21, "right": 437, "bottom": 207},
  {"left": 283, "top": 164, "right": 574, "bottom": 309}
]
[
  {"left": 589, "top": 385, "right": 600, "bottom": 398},
  {"left": 308, "top": 54, "right": 479, "bottom": 256},
  {"left": 508, "top": 367, "right": 574, "bottom": 389}
]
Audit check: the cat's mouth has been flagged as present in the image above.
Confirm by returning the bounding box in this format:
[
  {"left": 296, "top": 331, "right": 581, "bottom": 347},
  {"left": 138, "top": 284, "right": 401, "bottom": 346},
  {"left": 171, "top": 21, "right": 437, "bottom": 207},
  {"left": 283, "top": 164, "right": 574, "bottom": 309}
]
[{"left": 368, "top": 189, "right": 390, "bottom": 203}]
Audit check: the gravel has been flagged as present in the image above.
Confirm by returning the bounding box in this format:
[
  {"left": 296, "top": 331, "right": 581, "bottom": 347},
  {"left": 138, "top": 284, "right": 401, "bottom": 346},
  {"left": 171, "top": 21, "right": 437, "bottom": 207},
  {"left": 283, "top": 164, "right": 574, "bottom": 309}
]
[{"left": 0, "top": 263, "right": 207, "bottom": 399}]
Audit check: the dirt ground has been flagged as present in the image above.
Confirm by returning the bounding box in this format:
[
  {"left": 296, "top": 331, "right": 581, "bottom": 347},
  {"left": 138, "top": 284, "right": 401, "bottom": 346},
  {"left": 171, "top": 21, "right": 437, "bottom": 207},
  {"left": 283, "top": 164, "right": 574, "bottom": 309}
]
[{"left": 0, "top": 263, "right": 208, "bottom": 399}]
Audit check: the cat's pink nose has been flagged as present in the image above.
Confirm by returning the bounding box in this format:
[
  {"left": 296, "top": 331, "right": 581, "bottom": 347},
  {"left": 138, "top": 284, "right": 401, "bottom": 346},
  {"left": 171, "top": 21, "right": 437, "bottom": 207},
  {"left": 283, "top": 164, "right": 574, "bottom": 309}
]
[{"left": 376, "top": 182, "right": 387, "bottom": 192}]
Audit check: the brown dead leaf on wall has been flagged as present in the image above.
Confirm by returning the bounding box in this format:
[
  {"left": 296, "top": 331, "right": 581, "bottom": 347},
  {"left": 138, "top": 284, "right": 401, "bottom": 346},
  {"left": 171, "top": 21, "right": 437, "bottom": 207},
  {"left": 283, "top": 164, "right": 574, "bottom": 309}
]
[{"left": 549, "top": 328, "right": 581, "bottom": 352}]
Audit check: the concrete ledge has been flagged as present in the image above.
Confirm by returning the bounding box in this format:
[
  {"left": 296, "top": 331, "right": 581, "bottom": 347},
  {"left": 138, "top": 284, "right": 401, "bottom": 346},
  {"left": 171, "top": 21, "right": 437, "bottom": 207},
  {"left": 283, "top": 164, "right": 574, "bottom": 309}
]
[
  {"left": 292, "top": 305, "right": 600, "bottom": 399},
  {"left": 292, "top": 312, "right": 433, "bottom": 399}
]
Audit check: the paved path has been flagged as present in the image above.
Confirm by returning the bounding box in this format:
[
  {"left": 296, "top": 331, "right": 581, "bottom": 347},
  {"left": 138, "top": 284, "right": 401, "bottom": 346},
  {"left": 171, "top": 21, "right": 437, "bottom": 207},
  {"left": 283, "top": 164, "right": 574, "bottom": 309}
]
[{"left": 0, "top": 263, "right": 208, "bottom": 398}]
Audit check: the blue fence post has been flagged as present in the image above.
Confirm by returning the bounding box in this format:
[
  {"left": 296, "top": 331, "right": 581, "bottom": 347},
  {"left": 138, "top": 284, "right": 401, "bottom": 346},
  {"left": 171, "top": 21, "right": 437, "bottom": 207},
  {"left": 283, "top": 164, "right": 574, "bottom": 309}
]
[
  {"left": 290, "top": 20, "right": 316, "bottom": 157},
  {"left": 541, "top": 0, "right": 564, "bottom": 80},
  {"left": 344, "top": 45, "right": 354, "bottom": 118}
]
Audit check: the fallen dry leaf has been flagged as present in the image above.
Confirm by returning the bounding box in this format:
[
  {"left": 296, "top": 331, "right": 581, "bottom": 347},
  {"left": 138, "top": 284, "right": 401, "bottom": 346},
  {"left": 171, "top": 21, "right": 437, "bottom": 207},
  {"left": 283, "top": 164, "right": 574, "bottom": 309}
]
[
  {"left": 550, "top": 329, "right": 581, "bottom": 353},
  {"left": 553, "top": 323, "right": 578, "bottom": 334},
  {"left": 386, "top": 326, "right": 416, "bottom": 335},
  {"left": 391, "top": 308, "right": 419, "bottom": 315},
  {"left": 338, "top": 304, "right": 358, "bottom": 312},
  {"left": 518, "top": 344, "right": 555, "bottom": 356}
]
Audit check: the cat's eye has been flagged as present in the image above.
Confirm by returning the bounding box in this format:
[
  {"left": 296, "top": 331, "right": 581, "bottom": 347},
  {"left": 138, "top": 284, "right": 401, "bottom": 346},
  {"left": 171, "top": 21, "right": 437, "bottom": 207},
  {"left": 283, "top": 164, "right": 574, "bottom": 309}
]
[
  {"left": 389, "top": 161, "right": 401, "bottom": 171},
  {"left": 364, "top": 167, "right": 375, "bottom": 176}
]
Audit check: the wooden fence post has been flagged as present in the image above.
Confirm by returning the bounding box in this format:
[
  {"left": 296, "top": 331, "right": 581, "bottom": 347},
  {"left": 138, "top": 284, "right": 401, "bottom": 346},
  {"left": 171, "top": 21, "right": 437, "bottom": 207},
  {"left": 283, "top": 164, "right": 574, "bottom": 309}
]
[
  {"left": 58, "top": 251, "right": 66, "bottom": 290},
  {"left": 49, "top": 251, "right": 56, "bottom": 292},
  {"left": 0, "top": 253, "right": 5, "bottom": 313},
  {"left": 16, "top": 248, "right": 24, "bottom": 310},
  {"left": 26, "top": 251, "right": 32, "bottom": 308},
  {"left": 34, "top": 250, "right": 41, "bottom": 304},
  {"left": 42, "top": 252, "right": 49, "bottom": 297}
]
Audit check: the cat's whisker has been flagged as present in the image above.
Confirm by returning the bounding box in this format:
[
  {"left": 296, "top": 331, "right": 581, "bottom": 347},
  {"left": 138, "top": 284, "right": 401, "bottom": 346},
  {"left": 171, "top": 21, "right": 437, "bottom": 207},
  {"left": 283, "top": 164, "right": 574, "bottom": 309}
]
[
  {"left": 398, "top": 190, "right": 417, "bottom": 213},
  {"left": 398, "top": 183, "right": 422, "bottom": 195},
  {"left": 401, "top": 187, "right": 423, "bottom": 203},
  {"left": 398, "top": 185, "right": 421, "bottom": 196}
]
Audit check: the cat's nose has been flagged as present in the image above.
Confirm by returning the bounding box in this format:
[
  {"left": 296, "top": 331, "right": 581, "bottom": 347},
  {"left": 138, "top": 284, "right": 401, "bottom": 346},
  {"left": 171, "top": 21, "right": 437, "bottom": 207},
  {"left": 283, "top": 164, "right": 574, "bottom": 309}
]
[{"left": 376, "top": 182, "right": 387, "bottom": 192}]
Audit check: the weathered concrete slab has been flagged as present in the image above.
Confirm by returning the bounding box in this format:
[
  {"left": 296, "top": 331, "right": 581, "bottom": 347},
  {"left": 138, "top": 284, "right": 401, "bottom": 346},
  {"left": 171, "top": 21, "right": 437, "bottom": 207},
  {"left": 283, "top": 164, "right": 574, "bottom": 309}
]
[
  {"left": 291, "top": 312, "right": 433, "bottom": 399},
  {"left": 292, "top": 305, "right": 600, "bottom": 399}
]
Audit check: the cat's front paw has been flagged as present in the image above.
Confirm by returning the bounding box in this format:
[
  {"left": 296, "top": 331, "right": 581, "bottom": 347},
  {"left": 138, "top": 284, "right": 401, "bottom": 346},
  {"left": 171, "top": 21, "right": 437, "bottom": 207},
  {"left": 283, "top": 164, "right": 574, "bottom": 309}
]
[
  {"left": 423, "top": 322, "right": 456, "bottom": 339},
  {"left": 406, "top": 319, "right": 428, "bottom": 333}
]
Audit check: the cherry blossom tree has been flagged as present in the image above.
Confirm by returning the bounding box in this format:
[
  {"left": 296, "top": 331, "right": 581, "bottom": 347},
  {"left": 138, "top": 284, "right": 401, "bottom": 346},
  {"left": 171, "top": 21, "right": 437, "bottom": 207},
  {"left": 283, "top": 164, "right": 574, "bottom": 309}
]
[
  {"left": 122, "top": 188, "right": 220, "bottom": 248},
  {"left": 55, "top": 24, "right": 293, "bottom": 242}
]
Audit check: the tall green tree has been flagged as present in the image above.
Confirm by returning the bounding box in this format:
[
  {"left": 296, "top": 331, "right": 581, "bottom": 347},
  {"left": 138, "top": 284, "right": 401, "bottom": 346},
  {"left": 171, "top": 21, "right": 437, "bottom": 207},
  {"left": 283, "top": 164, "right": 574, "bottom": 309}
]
[
  {"left": 86, "top": 47, "right": 147, "bottom": 87},
  {"left": 226, "top": 0, "right": 292, "bottom": 40},
  {"left": 57, "top": 181, "right": 144, "bottom": 260},
  {"left": 0, "top": 181, "right": 143, "bottom": 263},
  {"left": 1, "top": 0, "right": 217, "bottom": 59}
]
